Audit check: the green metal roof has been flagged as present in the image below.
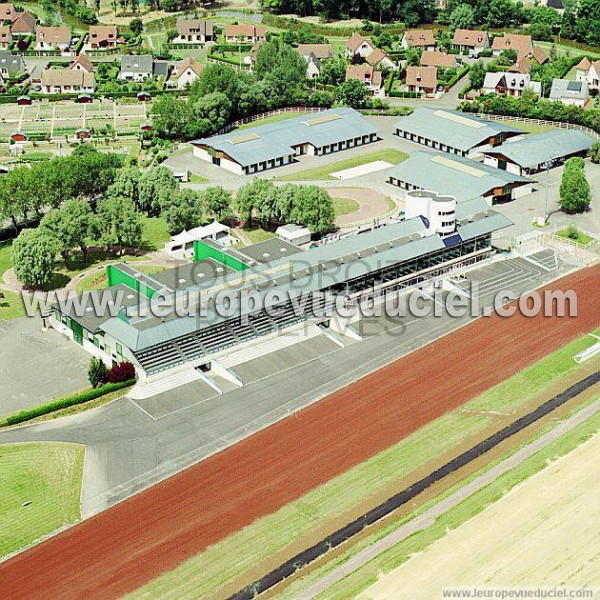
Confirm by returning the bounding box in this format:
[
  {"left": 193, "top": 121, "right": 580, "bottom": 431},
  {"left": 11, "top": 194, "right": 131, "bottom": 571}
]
[
  {"left": 483, "top": 129, "right": 594, "bottom": 169},
  {"left": 191, "top": 108, "right": 378, "bottom": 167},
  {"left": 387, "top": 150, "right": 533, "bottom": 201},
  {"left": 394, "top": 108, "right": 522, "bottom": 152}
]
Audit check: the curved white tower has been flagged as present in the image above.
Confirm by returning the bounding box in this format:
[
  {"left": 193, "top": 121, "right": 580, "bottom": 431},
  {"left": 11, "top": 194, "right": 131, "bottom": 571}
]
[{"left": 404, "top": 189, "right": 457, "bottom": 236}]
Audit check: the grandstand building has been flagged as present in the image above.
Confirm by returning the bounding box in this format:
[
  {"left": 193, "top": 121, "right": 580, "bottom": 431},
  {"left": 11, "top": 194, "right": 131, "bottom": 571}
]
[
  {"left": 49, "top": 200, "right": 512, "bottom": 378},
  {"left": 190, "top": 108, "right": 379, "bottom": 175}
]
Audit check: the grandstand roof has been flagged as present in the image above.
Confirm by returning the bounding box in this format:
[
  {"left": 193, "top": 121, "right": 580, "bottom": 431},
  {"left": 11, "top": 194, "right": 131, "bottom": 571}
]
[
  {"left": 387, "top": 150, "right": 533, "bottom": 201},
  {"left": 482, "top": 129, "right": 594, "bottom": 169},
  {"left": 394, "top": 108, "right": 521, "bottom": 152},
  {"left": 191, "top": 108, "right": 378, "bottom": 167}
]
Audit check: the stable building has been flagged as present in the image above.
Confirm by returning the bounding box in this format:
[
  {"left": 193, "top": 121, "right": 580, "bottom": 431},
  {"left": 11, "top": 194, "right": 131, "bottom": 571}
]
[
  {"left": 482, "top": 129, "right": 594, "bottom": 175},
  {"left": 191, "top": 108, "right": 379, "bottom": 176},
  {"left": 387, "top": 150, "right": 534, "bottom": 204},
  {"left": 394, "top": 108, "right": 523, "bottom": 158}
]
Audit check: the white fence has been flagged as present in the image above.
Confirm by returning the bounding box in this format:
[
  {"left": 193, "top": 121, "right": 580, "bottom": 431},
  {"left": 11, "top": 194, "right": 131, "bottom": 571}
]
[{"left": 477, "top": 113, "right": 600, "bottom": 140}]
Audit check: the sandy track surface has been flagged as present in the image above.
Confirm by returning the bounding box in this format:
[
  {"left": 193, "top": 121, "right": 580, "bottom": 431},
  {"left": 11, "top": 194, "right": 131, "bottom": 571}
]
[
  {"left": 361, "top": 430, "right": 600, "bottom": 599},
  {"left": 0, "top": 265, "right": 598, "bottom": 599}
]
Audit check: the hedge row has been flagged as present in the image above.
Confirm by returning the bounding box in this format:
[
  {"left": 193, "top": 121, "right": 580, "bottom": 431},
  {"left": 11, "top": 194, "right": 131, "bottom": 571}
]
[
  {"left": 262, "top": 14, "right": 405, "bottom": 37},
  {"left": 2, "top": 379, "right": 136, "bottom": 427},
  {"left": 443, "top": 64, "right": 470, "bottom": 91},
  {"left": 388, "top": 90, "right": 421, "bottom": 98}
]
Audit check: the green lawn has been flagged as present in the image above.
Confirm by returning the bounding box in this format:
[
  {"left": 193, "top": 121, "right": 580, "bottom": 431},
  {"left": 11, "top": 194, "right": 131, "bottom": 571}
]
[
  {"left": 189, "top": 173, "right": 208, "bottom": 183},
  {"left": 0, "top": 443, "right": 84, "bottom": 558},
  {"left": 130, "top": 330, "right": 599, "bottom": 600},
  {"left": 503, "top": 120, "right": 556, "bottom": 134},
  {"left": 0, "top": 240, "right": 13, "bottom": 279},
  {"left": 237, "top": 112, "right": 312, "bottom": 131},
  {"left": 556, "top": 227, "right": 595, "bottom": 246},
  {"left": 276, "top": 149, "right": 409, "bottom": 181},
  {"left": 332, "top": 196, "right": 360, "bottom": 217},
  {"left": 286, "top": 404, "right": 600, "bottom": 600},
  {"left": 241, "top": 227, "right": 277, "bottom": 244},
  {"left": 0, "top": 290, "right": 25, "bottom": 321},
  {"left": 141, "top": 216, "right": 170, "bottom": 251}
]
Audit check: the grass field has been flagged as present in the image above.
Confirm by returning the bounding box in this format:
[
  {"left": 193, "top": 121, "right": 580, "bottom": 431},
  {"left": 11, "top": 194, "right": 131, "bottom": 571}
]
[
  {"left": 0, "top": 290, "right": 25, "bottom": 321},
  {"left": 556, "top": 227, "right": 595, "bottom": 246},
  {"left": 237, "top": 112, "right": 312, "bottom": 131},
  {"left": 313, "top": 404, "right": 600, "bottom": 600},
  {"left": 0, "top": 443, "right": 84, "bottom": 558},
  {"left": 240, "top": 227, "right": 277, "bottom": 244},
  {"left": 130, "top": 331, "right": 599, "bottom": 600},
  {"left": 504, "top": 120, "right": 556, "bottom": 134},
  {"left": 75, "top": 263, "right": 167, "bottom": 293},
  {"left": 332, "top": 196, "right": 360, "bottom": 216},
  {"left": 141, "top": 216, "right": 170, "bottom": 251},
  {"left": 276, "top": 149, "right": 408, "bottom": 181},
  {"left": 362, "top": 429, "right": 600, "bottom": 598}
]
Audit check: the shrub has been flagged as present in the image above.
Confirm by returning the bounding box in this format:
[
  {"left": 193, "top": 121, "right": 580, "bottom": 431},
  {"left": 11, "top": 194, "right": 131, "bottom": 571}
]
[
  {"left": 589, "top": 141, "right": 600, "bottom": 164},
  {"left": 88, "top": 357, "right": 108, "bottom": 388},
  {"left": 3, "top": 380, "right": 135, "bottom": 427},
  {"left": 107, "top": 361, "right": 136, "bottom": 383}
]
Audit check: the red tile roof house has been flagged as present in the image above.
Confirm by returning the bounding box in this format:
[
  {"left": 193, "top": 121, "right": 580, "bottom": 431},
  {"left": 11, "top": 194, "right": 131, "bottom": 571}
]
[
  {"left": 406, "top": 65, "right": 438, "bottom": 97},
  {"left": 36, "top": 26, "right": 71, "bottom": 51},
  {"left": 452, "top": 29, "right": 488, "bottom": 54},
  {"left": 491, "top": 33, "right": 533, "bottom": 60},
  {"left": 575, "top": 57, "right": 600, "bottom": 91},
  {"left": 175, "top": 19, "right": 213, "bottom": 44},
  {"left": 41, "top": 68, "right": 96, "bottom": 94},
  {"left": 9, "top": 10, "right": 36, "bottom": 37},
  {"left": 401, "top": 29, "right": 436, "bottom": 51},
  {"left": 366, "top": 47, "right": 396, "bottom": 70},
  {"left": 69, "top": 53, "right": 94, "bottom": 73},
  {"left": 0, "top": 3, "right": 17, "bottom": 22},
  {"left": 224, "top": 24, "right": 266, "bottom": 44},
  {"left": 85, "top": 25, "right": 120, "bottom": 49},
  {"left": 420, "top": 50, "right": 457, "bottom": 69},
  {"left": 344, "top": 32, "right": 376, "bottom": 59},
  {"left": 0, "top": 25, "right": 11, "bottom": 49},
  {"left": 345, "top": 64, "right": 383, "bottom": 94}
]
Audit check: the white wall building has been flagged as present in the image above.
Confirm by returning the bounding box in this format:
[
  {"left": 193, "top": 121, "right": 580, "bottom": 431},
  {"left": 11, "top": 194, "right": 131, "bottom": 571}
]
[
  {"left": 164, "top": 221, "right": 233, "bottom": 259},
  {"left": 404, "top": 190, "right": 457, "bottom": 237},
  {"left": 276, "top": 224, "right": 311, "bottom": 246}
]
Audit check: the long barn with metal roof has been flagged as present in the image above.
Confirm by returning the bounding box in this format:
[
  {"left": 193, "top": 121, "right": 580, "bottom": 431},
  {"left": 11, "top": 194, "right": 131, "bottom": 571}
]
[
  {"left": 394, "top": 108, "right": 523, "bottom": 158},
  {"left": 190, "top": 107, "right": 379, "bottom": 175},
  {"left": 50, "top": 198, "right": 512, "bottom": 377},
  {"left": 387, "top": 150, "right": 534, "bottom": 204}
]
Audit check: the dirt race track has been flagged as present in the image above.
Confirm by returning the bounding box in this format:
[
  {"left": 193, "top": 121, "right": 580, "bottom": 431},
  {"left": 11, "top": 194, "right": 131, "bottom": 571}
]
[{"left": 1, "top": 265, "right": 599, "bottom": 599}]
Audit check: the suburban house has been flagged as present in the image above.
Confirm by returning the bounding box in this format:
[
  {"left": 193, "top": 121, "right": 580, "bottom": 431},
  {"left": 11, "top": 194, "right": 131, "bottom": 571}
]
[
  {"left": 248, "top": 40, "right": 265, "bottom": 66},
  {"left": 86, "top": 25, "right": 119, "bottom": 49},
  {"left": 420, "top": 50, "right": 457, "bottom": 69},
  {"left": 36, "top": 26, "right": 71, "bottom": 51},
  {"left": 345, "top": 32, "right": 376, "bottom": 58},
  {"left": 366, "top": 48, "right": 396, "bottom": 70},
  {"left": 483, "top": 72, "right": 542, "bottom": 97},
  {"left": 0, "top": 50, "right": 24, "bottom": 77},
  {"left": 224, "top": 24, "right": 266, "bottom": 44},
  {"left": 394, "top": 108, "right": 523, "bottom": 158},
  {"left": 452, "top": 29, "right": 488, "bottom": 54},
  {"left": 191, "top": 108, "right": 379, "bottom": 175},
  {"left": 575, "top": 57, "right": 600, "bottom": 91},
  {"left": 69, "top": 53, "right": 94, "bottom": 73},
  {"left": 305, "top": 53, "right": 322, "bottom": 79},
  {"left": 491, "top": 33, "right": 533, "bottom": 59},
  {"left": 175, "top": 56, "right": 203, "bottom": 89},
  {"left": 119, "top": 55, "right": 169, "bottom": 81},
  {"left": 482, "top": 130, "right": 594, "bottom": 175},
  {"left": 41, "top": 68, "right": 96, "bottom": 94},
  {"left": 295, "top": 43, "right": 333, "bottom": 61},
  {"left": 10, "top": 10, "right": 36, "bottom": 37},
  {"left": 345, "top": 64, "right": 383, "bottom": 94},
  {"left": 175, "top": 18, "right": 213, "bottom": 44},
  {"left": 507, "top": 46, "right": 549, "bottom": 75},
  {"left": 0, "top": 25, "right": 11, "bottom": 49},
  {"left": 0, "top": 3, "right": 17, "bottom": 22},
  {"left": 405, "top": 66, "right": 438, "bottom": 97},
  {"left": 401, "top": 29, "right": 436, "bottom": 51},
  {"left": 549, "top": 78, "right": 589, "bottom": 107}
]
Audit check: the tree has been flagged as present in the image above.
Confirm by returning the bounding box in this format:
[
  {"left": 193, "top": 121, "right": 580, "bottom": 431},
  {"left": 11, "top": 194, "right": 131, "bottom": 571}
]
[
  {"left": 235, "top": 179, "right": 277, "bottom": 225},
  {"left": 589, "top": 141, "right": 600, "bottom": 164},
  {"left": 469, "top": 60, "right": 486, "bottom": 89},
  {"left": 291, "top": 186, "right": 335, "bottom": 233},
  {"left": 12, "top": 228, "right": 57, "bottom": 288},
  {"left": 96, "top": 196, "right": 143, "bottom": 254},
  {"left": 450, "top": 3, "right": 475, "bottom": 29},
  {"left": 405, "top": 47, "right": 422, "bottom": 67},
  {"left": 559, "top": 157, "right": 590, "bottom": 214},
  {"left": 199, "top": 186, "right": 232, "bottom": 220},
  {"left": 319, "top": 56, "right": 347, "bottom": 86},
  {"left": 497, "top": 49, "right": 518, "bottom": 66},
  {"left": 129, "top": 18, "right": 143, "bottom": 34},
  {"left": 88, "top": 357, "right": 107, "bottom": 388},
  {"left": 40, "top": 199, "right": 94, "bottom": 263},
  {"left": 191, "top": 92, "right": 233, "bottom": 138},
  {"left": 162, "top": 189, "right": 203, "bottom": 234},
  {"left": 138, "top": 166, "right": 178, "bottom": 215},
  {"left": 334, "top": 79, "right": 371, "bottom": 109},
  {"left": 107, "top": 167, "right": 142, "bottom": 210},
  {"left": 150, "top": 94, "right": 191, "bottom": 140}
]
